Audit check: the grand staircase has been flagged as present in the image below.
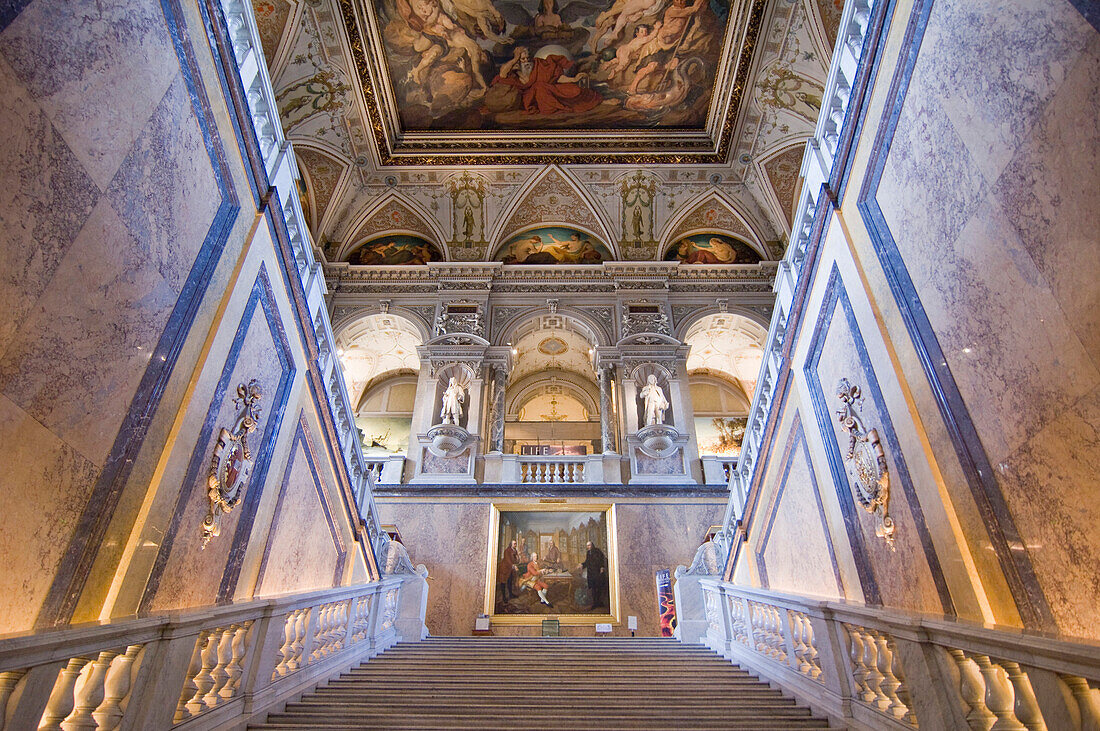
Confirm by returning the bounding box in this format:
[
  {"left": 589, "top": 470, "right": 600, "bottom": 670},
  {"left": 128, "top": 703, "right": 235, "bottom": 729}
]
[{"left": 251, "top": 637, "right": 833, "bottom": 730}]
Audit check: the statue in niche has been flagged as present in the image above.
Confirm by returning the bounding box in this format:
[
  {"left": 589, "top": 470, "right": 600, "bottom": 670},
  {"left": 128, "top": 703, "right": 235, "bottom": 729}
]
[
  {"left": 639, "top": 374, "right": 669, "bottom": 426},
  {"left": 440, "top": 377, "right": 465, "bottom": 425}
]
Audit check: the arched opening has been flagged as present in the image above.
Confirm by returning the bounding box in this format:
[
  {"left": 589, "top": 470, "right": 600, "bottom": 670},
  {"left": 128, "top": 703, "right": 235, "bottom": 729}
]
[
  {"left": 683, "top": 313, "right": 766, "bottom": 457},
  {"left": 336, "top": 313, "right": 424, "bottom": 455},
  {"left": 502, "top": 314, "right": 602, "bottom": 455}
]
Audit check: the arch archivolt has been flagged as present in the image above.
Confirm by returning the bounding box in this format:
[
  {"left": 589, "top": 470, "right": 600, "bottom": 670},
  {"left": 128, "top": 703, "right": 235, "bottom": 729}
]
[
  {"left": 336, "top": 191, "right": 449, "bottom": 262},
  {"left": 673, "top": 305, "right": 769, "bottom": 341},
  {"left": 657, "top": 188, "right": 771, "bottom": 260},
  {"left": 505, "top": 370, "right": 601, "bottom": 420},
  {"left": 494, "top": 307, "right": 609, "bottom": 349},
  {"left": 488, "top": 165, "right": 618, "bottom": 257}
]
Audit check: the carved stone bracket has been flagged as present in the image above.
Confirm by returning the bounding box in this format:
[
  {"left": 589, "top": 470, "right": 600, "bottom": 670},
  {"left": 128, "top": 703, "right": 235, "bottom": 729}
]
[
  {"left": 202, "top": 380, "right": 263, "bottom": 549},
  {"left": 835, "top": 378, "right": 895, "bottom": 550}
]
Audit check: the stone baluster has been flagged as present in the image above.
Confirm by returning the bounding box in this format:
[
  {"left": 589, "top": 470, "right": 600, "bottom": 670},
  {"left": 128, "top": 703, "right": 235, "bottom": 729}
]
[
  {"left": 972, "top": 654, "right": 1026, "bottom": 731},
  {"left": 186, "top": 632, "right": 218, "bottom": 715},
  {"left": 872, "top": 632, "right": 907, "bottom": 717},
  {"left": 59, "top": 650, "right": 117, "bottom": 730},
  {"left": 0, "top": 670, "right": 26, "bottom": 731},
  {"left": 289, "top": 609, "right": 308, "bottom": 671},
  {"left": 948, "top": 649, "right": 996, "bottom": 731},
  {"left": 859, "top": 628, "right": 886, "bottom": 706},
  {"left": 38, "top": 658, "right": 90, "bottom": 731},
  {"left": 175, "top": 637, "right": 206, "bottom": 721},
  {"left": 222, "top": 624, "right": 249, "bottom": 699},
  {"left": 205, "top": 627, "right": 235, "bottom": 705},
  {"left": 847, "top": 625, "right": 870, "bottom": 700},
  {"left": 93, "top": 645, "right": 141, "bottom": 730},
  {"left": 1063, "top": 676, "right": 1100, "bottom": 730},
  {"left": 998, "top": 662, "right": 1042, "bottom": 731}
]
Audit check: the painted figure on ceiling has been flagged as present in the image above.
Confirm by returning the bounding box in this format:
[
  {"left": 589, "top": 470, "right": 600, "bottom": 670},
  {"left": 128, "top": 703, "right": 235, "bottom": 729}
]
[
  {"left": 396, "top": 0, "right": 489, "bottom": 89},
  {"left": 490, "top": 46, "right": 602, "bottom": 115},
  {"left": 666, "top": 233, "right": 761, "bottom": 265}
]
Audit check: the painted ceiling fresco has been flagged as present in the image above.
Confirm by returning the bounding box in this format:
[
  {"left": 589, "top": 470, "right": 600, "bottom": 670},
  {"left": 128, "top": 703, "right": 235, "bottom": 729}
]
[
  {"left": 665, "top": 233, "right": 761, "bottom": 264},
  {"left": 495, "top": 226, "right": 612, "bottom": 264},
  {"left": 346, "top": 235, "right": 445, "bottom": 264},
  {"left": 256, "top": 0, "right": 832, "bottom": 249},
  {"left": 373, "top": 0, "right": 731, "bottom": 131}
]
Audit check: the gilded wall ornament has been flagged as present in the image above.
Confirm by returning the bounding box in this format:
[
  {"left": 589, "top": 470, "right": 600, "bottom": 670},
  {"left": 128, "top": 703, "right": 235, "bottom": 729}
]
[
  {"left": 835, "top": 379, "right": 895, "bottom": 549},
  {"left": 202, "top": 380, "right": 263, "bottom": 549}
]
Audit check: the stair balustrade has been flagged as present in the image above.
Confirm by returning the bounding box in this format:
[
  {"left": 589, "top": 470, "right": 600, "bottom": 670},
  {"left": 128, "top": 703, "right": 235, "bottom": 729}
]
[
  {"left": 0, "top": 577, "right": 419, "bottom": 730},
  {"left": 696, "top": 580, "right": 1100, "bottom": 730}
]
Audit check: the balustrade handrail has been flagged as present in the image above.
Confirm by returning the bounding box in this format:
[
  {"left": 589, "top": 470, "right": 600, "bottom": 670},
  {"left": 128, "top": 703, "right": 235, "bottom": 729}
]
[
  {"left": 0, "top": 579, "right": 404, "bottom": 673},
  {"left": 0, "top": 576, "right": 418, "bottom": 729},
  {"left": 703, "top": 580, "right": 1100, "bottom": 673},
  {"left": 517, "top": 454, "right": 588, "bottom": 462},
  {"left": 697, "top": 579, "right": 1100, "bottom": 729}
]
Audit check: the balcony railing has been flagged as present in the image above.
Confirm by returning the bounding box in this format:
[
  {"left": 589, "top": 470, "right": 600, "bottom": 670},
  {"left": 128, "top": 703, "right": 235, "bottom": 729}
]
[
  {"left": 0, "top": 577, "right": 422, "bottom": 730},
  {"left": 697, "top": 581, "right": 1100, "bottom": 730}
]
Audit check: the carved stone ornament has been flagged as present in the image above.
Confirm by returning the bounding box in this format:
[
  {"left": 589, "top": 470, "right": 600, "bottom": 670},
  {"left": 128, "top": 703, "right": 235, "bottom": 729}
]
[
  {"left": 202, "top": 380, "right": 263, "bottom": 549},
  {"left": 621, "top": 310, "right": 671, "bottom": 338},
  {"left": 835, "top": 379, "right": 895, "bottom": 549}
]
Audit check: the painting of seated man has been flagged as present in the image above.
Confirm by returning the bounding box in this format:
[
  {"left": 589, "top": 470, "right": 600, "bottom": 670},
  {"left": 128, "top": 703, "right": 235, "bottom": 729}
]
[{"left": 346, "top": 235, "right": 445, "bottom": 265}]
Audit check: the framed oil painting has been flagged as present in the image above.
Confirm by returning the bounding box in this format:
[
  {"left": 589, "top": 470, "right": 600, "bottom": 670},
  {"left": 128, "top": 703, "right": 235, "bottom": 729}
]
[{"left": 485, "top": 503, "right": 619, "bottom": 625}]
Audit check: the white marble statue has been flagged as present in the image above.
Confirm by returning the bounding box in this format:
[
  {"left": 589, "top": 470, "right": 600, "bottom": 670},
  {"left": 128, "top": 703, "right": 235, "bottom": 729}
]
[
  {"left": 440, "top": 377, "right": 465, "bottom": 425},
  {"left": 639, "top": 374, "right": 669, "bottom": 426}
]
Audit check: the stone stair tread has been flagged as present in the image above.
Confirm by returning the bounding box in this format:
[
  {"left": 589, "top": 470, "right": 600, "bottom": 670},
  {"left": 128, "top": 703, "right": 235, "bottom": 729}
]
[{"left": 251, "top": 638, "right": 833, "bottom": 730}]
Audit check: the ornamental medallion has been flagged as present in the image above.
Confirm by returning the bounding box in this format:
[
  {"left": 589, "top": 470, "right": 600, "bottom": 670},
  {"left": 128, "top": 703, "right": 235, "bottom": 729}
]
[{"left": 835, "top": 379, "right": 895, "bottom": 549}]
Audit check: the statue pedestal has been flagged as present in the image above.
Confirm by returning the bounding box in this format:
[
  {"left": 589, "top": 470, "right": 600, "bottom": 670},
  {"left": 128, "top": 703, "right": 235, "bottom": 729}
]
[
  {"left": 410, "top": 427, "right": 479, "bottom": 484},
  {"left": 626, "top": 426, "right": 694, "bottom": 484}
]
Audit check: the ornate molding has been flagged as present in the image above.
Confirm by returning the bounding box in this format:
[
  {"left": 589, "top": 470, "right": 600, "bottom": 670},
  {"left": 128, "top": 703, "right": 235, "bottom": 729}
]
[
  {"left": 202, "top": 381, "right": 263, "bottom": 549},
  {"left": 835, "top": 379, "right": 895, "bottom": 549}
]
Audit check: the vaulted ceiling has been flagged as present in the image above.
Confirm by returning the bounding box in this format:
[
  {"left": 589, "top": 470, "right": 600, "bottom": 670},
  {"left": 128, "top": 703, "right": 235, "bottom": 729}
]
[{"left": 255, "top": 0, "right": 838, "bottom": 261}]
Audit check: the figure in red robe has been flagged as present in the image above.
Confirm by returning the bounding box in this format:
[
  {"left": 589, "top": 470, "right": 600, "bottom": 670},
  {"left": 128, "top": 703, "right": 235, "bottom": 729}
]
[
  {"left": 521, "top": 553, "right": 554, "bottom": 607},
  {"left": 492, "top": 47, "right": 602, "bottom": 115}
]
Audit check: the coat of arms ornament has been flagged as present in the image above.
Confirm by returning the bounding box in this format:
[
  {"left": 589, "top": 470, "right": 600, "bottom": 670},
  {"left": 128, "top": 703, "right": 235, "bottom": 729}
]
[
  {"left": 201, "top": 380, "right": 263, "bottom": 549},
  {"left": 835, "top": 379, "right": 895, "bottom": 549}
]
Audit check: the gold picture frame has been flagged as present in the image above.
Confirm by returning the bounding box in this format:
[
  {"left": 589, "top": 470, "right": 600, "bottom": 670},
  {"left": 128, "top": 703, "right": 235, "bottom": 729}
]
[{"left": 484, "top": 503, "right": 619, "bottom": 626}]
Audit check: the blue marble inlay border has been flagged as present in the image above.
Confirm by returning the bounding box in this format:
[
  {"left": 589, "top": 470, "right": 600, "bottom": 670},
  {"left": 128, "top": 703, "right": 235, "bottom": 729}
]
[
  {"left": 139, "top": 263, "right": 295, "bottom": 613},
  {"left": 1068, "top": 0, "right": 1100, "bottom": 32},
  {"left": 255, "top": 413, "right": 348, "bottom": 591},
  {"left": 755, "top": 413, "right": 844, "bottom": 596},
  {"left": 804, "top": 264, "right": 955, "bottom": 615},
  {"left": 854, "top": 0, "right": 1054, "bottom": 629},
  {"left": 35, "top": 0, "right": 240, "bottom": 628}
]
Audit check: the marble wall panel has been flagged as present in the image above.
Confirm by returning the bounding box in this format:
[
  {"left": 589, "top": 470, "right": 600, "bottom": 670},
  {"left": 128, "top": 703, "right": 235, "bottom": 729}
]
[
  {"left": 148, "top": 296, "right": 286, "bottom": 612},
  {"left": 377, "top": 499, "right": 723, "bottom": 636},
  {"left": 0, "top": 0, "right": 180, "bottom": 190},
  {"left": 0, "top": 55, "right": 98, "bottom": 363},
  {"left": 257, "top": 423, "right": 344, "bottom": 596},
  {"left": 866, "top": 0, "right": 1099, "bottom": 633},
  {"left": 809, "top": 272, "right": 948, "bottom": 614},
  {"left": 0, "top": 394, "right": 100, "bottom": 632},
  {"left": 756, "top": 419, "right": 843, "bottom": 599}
]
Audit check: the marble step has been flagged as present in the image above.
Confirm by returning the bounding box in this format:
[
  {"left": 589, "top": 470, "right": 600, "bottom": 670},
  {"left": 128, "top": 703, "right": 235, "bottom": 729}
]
[{"left": 251, "top": 638, "right": 832, "bottom": 730}]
